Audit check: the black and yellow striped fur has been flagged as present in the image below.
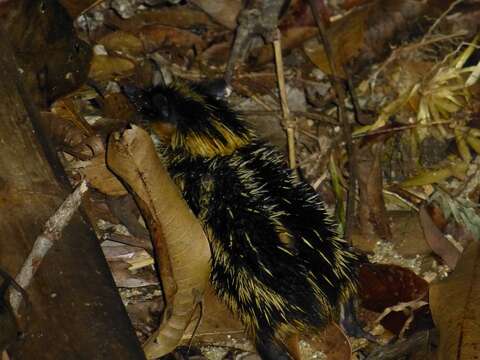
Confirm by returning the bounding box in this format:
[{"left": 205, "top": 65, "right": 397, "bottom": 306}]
[{"left": 125, "top": 80, "right": 359, "bottom": 359}]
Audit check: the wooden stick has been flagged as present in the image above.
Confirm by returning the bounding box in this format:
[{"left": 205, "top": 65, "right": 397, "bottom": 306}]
[
  {"left": 9, "top": 181, "right": 88, "bottom": 313},
  {"left": 273, "top": 29, "right": 297, "bottom": 170}
]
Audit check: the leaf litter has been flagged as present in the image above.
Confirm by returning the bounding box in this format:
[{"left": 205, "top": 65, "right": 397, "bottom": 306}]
[{"left": 43, "top": 0, "right": 480, "bottom": 358}]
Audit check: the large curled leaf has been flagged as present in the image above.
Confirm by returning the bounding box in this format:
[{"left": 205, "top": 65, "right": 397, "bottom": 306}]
[
  {"left": 430, "top": 241, "right": 480, "bottom": 359},
  {"left": 107, "top": 126, "right": 211, "bottom": 359},
  {"left": 419, "top": 205, "right": 461, "bottom": 269}
]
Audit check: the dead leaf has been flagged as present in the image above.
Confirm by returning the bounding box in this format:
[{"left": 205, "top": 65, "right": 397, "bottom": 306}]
[
  {"left": 199, "top": 41, "right": 232, "bottom": 66},
  {"left": 98, "top": 31, "right": 145, "bottom": 57},
  {"left": 100, "top": 92, "right": 137, "bottom": 122},
  {"left": 44, "top": 102, "right": 104, "bottom": 160},
  {"left": 359, "top": 263, "right": 428, "bottom": 312},
  {"left": 77, "top": 152, "right": 128, "bottom": 196},
  {"left": 353, "top": 0, "right": 430, "bottom": 73},
  {"left": 139, "top": 25, "right": 206, "bottom": 54},
  {"left": 254, "top": 26, "right": 318, "bottom": 65},
  {"left": 182, "top": 284, "right": 246, "bottom": 345},
  {"left": 357, "top": 142, "right": 392, "bottom": 240},
  {"left": 419, "top": 205, "right": 461, "bottom": 269},
  {"left": 106, "top": 194, "right": 150, "bottom": 240},
  {"left": 107, "top": 126, "right": 211, "bottom": 359},
  {"left": 3, "top": 0, "right": 92, "bottom": 106},
  {"left": 190, "top": 0, "right": 242, "bottom": 30},
  {"left": 430, "top": 241, "right": 480, "bottom": 360},
  {"left": 104, "top": 6, "right": 222, "bottom": 34},
  {"left": 305, "top": 323, "right": 351, "bottom": 360},
  {"left": 389, "top": 211, "right": 432, "bottom": 257},
  {"left": 89, "top": 55, "right": 136, "bottom": 82},
  {"left": 51, "top": 97, "right": 94, "bottom": 136},
  {"left": 279, "top": 0, "right": 327, "bottom": 29},
  {"left": 303, "top": 5, "right": 369, "bottom": 77},
  {"left": 359, "top": 263, "right": 430, "bottom": 336},
  {"left": 39, "top": 112, "right": 86, "bottom": 151}
]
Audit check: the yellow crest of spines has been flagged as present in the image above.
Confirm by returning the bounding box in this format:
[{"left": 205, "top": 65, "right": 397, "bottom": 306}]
[{"left": 171, "top": 117, "right": 250, "bottom": 158}]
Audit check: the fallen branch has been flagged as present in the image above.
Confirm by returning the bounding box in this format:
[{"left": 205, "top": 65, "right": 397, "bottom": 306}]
[{"left": 9, "top": 181, "right": 89, "bottom": 313}]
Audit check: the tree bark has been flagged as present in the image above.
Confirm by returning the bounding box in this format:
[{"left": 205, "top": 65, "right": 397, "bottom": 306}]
[{"left": 0, "top": 28, "right": 145, "bottom": 360}]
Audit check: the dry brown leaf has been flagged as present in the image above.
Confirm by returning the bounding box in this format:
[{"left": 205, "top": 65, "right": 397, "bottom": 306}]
[
  {"left": 430, "top": 241, "right": 480, "bottom": 360},
  {"left": 359, "top": 263, "right": 428, "bottom": 312},
  {"left": 139, "top": 25, "right": 206, "bottom": 54},
  {"left": 390, "top": 211, "right": 432, "bottom": 257},
  {"left": 190, "top": 0, "right": 242, "bottom": 30},
  {"left": 78, "top": 152, "right": 128, "bottom": 196},
  {"left": 106, "top": 194, "right": 150, "bottom": 240},
  {"left": 357, "top": 142, "right": 392, "bottom": 240},
  {"left": 419, "top": 205, "right": 461, "bottom": 268},
  {"left": 44, "top": 102, "right": 104, "bottom": 160},
  {"left": 182, "top": 284, "right": 246, "bottom": 345},
  {"left": 306, "top": 323, "right": 351, "bottom": 360},
  {"left": 51, "top": 98, "right": 94, "bottom": 136},
  {"left": 98, "top": 31, "right": 145, "bottom": 57},
  {"left": 104, "top": 6, "right": 221, "bottom": 34},
  {"left": 89, "top": 55, "right": 136, "bottom": 82},
  {"left": 251, "top": 0, "right": 331, "bottom": 65},
  {"left": 359, "top": 263, "right": 430, "bottom": 336},
  {"left": 303, "top": 5, "right": 369, "bottom": 77},
  {"left": 107, "top": 125, "right": 211, "bottom": 359},
  {"left": 279, "top": 0, "right": 326, "bottom": 29},
  {"left": 199, "top": 41, "right": 232, "bottom": 66},
  {"left": 254, "top": 26, "right": 318, "bottom": 65},
  {"left": 39, "top": 111, "right": 85, "bottom": 147},
  {"left": 352, "top": 211, "right": 433, "bottom": 256},
  {"left": 100, "top": 92, "right": 136, "bottom": 121}
]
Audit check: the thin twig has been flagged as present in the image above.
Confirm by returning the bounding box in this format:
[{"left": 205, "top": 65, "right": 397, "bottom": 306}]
[
  {"left": 241, "top": 110, "right": 338, "bottom": 125},
  {"left": 346, "top": 66, "right": 367, "bottom": 125},
  {"left": 237, "top": 71, "right": 276, "bottom": 78},
  {"left": 352, "top": 120, "right": 455, "bottom": 139},
  {"left": 307, "top": 0, "right": 356, "bottom": 242},
  {"left": 423, "top": 0, "right": 464, "bottom": 40},
  {"left": 9, "top": 181, "right": 89, "bottom": 314},
  {"left": 234, "top": 83, "right": 274, "bottom": 111},
  {"left": 273, "top": 29, "right": 296, "bottom": 170}
]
